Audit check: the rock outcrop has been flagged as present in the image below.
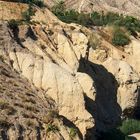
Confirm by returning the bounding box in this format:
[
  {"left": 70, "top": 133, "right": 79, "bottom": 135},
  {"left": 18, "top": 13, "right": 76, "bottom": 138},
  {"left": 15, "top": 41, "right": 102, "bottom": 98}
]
[
  {"left": 0, "top": 20, "right": 95, "bottom": 138},
  {"left": 0, "top": 58, "right": 81, "bottom": 140},
  {"left": 0, "top": 2, "right": 140, "bottom": 139}
]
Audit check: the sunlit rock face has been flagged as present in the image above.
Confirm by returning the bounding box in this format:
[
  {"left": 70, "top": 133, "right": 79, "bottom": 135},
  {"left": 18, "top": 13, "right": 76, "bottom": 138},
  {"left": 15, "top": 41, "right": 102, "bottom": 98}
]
[{"left": 0, "top": 1, "right": 140, "bottom": 139}]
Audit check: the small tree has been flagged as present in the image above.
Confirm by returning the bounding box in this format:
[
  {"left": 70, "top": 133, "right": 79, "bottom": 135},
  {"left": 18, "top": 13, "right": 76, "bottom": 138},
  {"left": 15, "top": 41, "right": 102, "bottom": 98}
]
[
  {"left": 62, "top": 9, "right": 79, "bottom": 23},
  {"left": 22, "top": 4, "right": 35, "bottom": 22},
  {"left": 52, "top": 1, "right": 65, "bottom": 17},
  {"left": 112, "top": 28, "right": 130, "bottom": 46},
  {"left": 90, "top": 11, "right": 104, "bottom": 26}
]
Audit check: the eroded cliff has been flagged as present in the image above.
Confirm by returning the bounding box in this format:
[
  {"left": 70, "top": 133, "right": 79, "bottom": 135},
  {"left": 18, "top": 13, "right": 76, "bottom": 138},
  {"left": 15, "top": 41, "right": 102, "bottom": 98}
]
[{"left": 0, "top": 1, "right": 140, "bottom": 140}]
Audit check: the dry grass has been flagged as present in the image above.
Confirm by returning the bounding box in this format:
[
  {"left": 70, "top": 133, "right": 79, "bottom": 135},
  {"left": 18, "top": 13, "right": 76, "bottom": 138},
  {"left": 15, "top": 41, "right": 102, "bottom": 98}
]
[
  {"left": 0, "top": 99, "right": 9, "bottom": 109},
  {"left": 0, "top": 1, "right": 28, "bottom": 20}
]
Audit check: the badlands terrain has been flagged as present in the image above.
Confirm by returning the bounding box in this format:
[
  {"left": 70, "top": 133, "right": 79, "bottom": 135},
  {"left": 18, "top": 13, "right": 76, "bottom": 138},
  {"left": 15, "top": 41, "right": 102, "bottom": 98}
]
[
  {"left": 46, "top": 0, "right": 140, "bottom": 18},
  {"left": 0, "top": 0, "right": 140, "bottom": 140}
]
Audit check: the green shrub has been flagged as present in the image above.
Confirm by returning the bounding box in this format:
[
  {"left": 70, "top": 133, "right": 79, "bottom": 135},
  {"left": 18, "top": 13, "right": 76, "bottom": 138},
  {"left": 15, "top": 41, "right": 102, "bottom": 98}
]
[
  {"left": 120, "top": 119, "right": 140, "bottom": 135},
  {"left": 8, "top": 19, "right": 19, "bottom": 29},
  {"left": 60, "top": 10, "right": 79, "bottom": 23},
  {"left": 52, "top": 2, "right": 91, "bottom": 26},
  {"left": 77, "top": 13, "right": 91, "bottom": 26},
  {"left": 52, "top": 1, "right": 65, "bottom": 17},
  {"left": 90, "top": 11, "right": 104, "bottom": 26},
  {"left": 22, "top": 4, "right": 35, "bottom": 22},
  {"left": 46, "top": 123, "right": 59, "bottom": 133},
  {"left": 69, "top": 127, "right": 77, "bottom": 138},
  {"left": 112, "top": 28, "right": 130, "bottom": 46},
  {"left": 104, "top": 12, "right": 122, "bottom": 25},
  {"left": 98, "top": 119, "right": 140, "bottom": 140}
]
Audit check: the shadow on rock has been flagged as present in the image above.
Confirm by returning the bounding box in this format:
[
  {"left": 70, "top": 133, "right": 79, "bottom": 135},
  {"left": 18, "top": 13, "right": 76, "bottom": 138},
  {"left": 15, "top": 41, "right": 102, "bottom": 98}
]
[
  {"left": 133, "top": 88, "right": 140, "bottom": 119},
  {"left": 60, "top": 115, "right": 83, "bottom": 139},
  {"left": 97, "top": 129, "right": 137, "bottom": 140},
  {"left": 78, "top": 57, "right": 122, "bottom": 139}
]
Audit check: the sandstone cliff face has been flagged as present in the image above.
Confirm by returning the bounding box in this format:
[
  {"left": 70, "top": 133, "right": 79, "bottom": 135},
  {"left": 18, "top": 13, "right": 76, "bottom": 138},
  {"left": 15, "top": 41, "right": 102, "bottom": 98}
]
[{"left": 0, "top": 2, "right": 140, "bottom": 140}]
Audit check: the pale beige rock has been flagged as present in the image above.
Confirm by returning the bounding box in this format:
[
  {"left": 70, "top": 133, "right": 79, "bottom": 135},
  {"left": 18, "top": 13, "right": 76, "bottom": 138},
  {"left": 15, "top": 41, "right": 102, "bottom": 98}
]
[
  {"left": 57, "top": 33, "right": 79, "bottom": 72},
  {"left": 1, "top": 3, "right": 140, "bottom": 139},
  {"left": 71, "top": 32, "right": 88, "bottom": 59},
  {"left": 76, "top": 72, "right": 96, "bottom": 101},
  {"left": 7, "top": 31, "right": 94, "bottom": 138},
  {"left": 130, "top": 133, "right": 140, "bottom": 140},
  {"left": 127, "top": 40, "right": 140, "bottom": 75},
  {"left": 103, "top": 57, "right": 140, "bottom": 114}
]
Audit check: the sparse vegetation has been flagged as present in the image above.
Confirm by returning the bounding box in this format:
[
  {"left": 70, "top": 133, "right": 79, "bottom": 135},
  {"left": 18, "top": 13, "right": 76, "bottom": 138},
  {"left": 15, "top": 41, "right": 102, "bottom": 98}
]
[
  {"left": 99, "top": 119, "right": 140, "bottom": 140},
  {"left": 46, "top": 123, "right": 59, "bottom": 133},
  {"left": 5, "top": 107, "right": 17, "bottom": 115},
  {"left": 0, "top": 118, "right": 11, "bottom": 128},
  {"left": 22, "top": 4, "right": 35, "bottom": 22},
  {"left": 24, "top": 102, "right": 38, "bottom": 112},
  {"left": 0, "top": 55, "right": 4, "bottom": 62},
  {"left": 8, "top": 19, "right": 20, "bottom": 29},
  {"left": 88, "top": 33, "right": 100, "bottom": 50},
  {"left": 8, "top": 3, "right": 35, "bottom": 27},
  {"left": 69, "top": 127, "right": 77, "bottom": 138},
  {"left": 0, "top": 99, "right": 9, "bottom": 109},
  {"left": 112, "top": 28, "right": 130, "bottom": 46},
  {"left": 52, "top": 2, "right": 140, "bottom": 46},
  {"left": 120, "top": 119, "right": 140, "bottom": 135}
]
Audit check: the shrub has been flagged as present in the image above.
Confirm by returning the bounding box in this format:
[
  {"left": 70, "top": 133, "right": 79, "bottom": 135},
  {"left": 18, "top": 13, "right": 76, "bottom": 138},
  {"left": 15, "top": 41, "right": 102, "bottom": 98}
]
[
  {"left": 52, "top": 2, "right": 91, "bottom": 26},
  {"left": 90, "top": 11, "right": 104, "bottom": 26},
  {"left": 104, "top": 12, "right": 121, "bottom": 25},
  {"left": 46, "top": 123, "right": 59, "bottom": 133},
  {"left": 52, "top": 1, "right": 65, "bottom": 17},
  {"left": 88, "top": 33, "right": 100, "bottom": 50},
  {"left": 0, "top": 99, "right": 9, "bottom": 109},
  {"left": 22, "top": 4, "right": 35, "bottom": 22},
  {"left": 119, "top": 119, "right": 140, "bottom": 135},
  {"left": 63, "top": 10, "right": 79, "bottom": 23},
  {"left": 8, "top": 19, "right": 19, "bottom": 29},
  {"left": 0, "top": 118, "right": 11, "bottom": 128},
  {"left": 32, "top": 0, "right": 44, "bottom": 8},
  {"left": 0, "top": 55, "right": 4, "bottom": 62},
  {"left": 77, "top": 13, "right": 91, "bottom": 26},
  {"left": 112, "top": 28, "right": 130, "bottom": 46},
  {"left": 69, "top": 127, "right": 77, "bottom": 138},
  {"left": 98, "top": 119, "right": 140, "bottom": 140}
]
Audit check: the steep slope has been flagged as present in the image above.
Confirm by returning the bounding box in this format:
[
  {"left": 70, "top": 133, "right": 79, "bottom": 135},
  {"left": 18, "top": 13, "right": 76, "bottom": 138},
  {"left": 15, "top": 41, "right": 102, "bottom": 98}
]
[
  {"left": 0, "top": 57, "right": 81, "bottom": 140},
  {"left": 0, "top": 1, "right": 140, "bottom": 140}
]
